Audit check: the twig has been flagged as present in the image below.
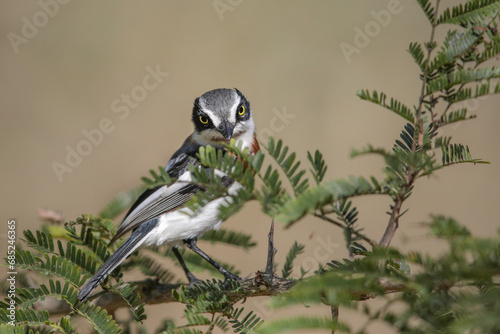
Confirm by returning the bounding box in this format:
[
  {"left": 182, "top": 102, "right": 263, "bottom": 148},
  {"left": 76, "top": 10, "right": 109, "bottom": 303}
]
[
  {"left": 331, "top": 306, "right": 339, "bottom": 334},
  {"left": 379, "top": 197, "right": 404, "bottom": 246},
  {"left": 315, "top": 213, "right": 376, "bottom": 247},
  {"left": 379, "top": 1, "right": 442, "bottom": 247}
]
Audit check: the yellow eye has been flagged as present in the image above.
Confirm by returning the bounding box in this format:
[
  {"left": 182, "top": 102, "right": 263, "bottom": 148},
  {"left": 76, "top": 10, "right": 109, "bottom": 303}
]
[
  {"left": 199, "top": 115, "right": 209, "bottom": 124},
  {"left": 238, "top": 105, "right": 246, "bottom": 116}
]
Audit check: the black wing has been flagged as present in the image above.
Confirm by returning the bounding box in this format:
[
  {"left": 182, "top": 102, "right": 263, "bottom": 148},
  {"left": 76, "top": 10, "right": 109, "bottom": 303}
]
[{"left": 110, "top": 135, "right": 204, "bottom": 243}]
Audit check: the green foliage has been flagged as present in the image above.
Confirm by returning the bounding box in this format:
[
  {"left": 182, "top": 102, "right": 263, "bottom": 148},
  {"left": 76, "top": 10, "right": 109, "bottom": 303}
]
[
  {"left": 141, "top": 165, "right": 174, "bottom": 188},
  {"left": 2, "top": 216, "right": 145, "bottom": 333},
  {"left": 75, "top": 302, "right": 121, "bottom": 334},
  {"left": 408, "top": 42, "right": 427, "bottom": 71},
  {"left": 13, "top": 281, "right": 78, "bottom": 309},
  {"left": 426, "top": 66, "right": 500, "bottom": 95},
  {"left": 356, "top": 89, "right": 415, "bottom": 122},
  {"left": 427, "top": 215, "right": 471, "bottom": 238},
  {"left": 173, "top": 279, "right": 243, "bottom": 315},
  {"left": 275, "top": 175, "right": 385, "bottom": 225},
  {"left": 437, "top": 0, "right": 500, "bottom": 25},
  {"left": 0, "top": 308, "right": 50, "bottom": 328},
  {"left": 268, "top": 218, "right": 500, "bottom": 333},
  {"left": 416, "top": 0, "right": 436, "bottom": 24},
  {"left": 307, "top": 150, "right": 327, "bottom": 185},
  {"left": 266, "top": 137, "right": 309, "bottom": 196},
  {"left": 281, "top": 241, "right": 305, "bottom": 279},
  {"left": 201, "top": 228, "right": 257, "bottom": 250},
  {"left": 122, "top": 253, "right": 176, "bottom": 283},
  {"left": 438, "top": 107, "right": 476, "bottom": 126},
  {"left": 229, "top": 308, "right": 263, "bottom": 333},
  {"left": 15, "top": 250, "right": 88, "bottom": 288},
  {"left": 440, "top": 143, "right": 487, "bottom": 166},
  {"left": 428, "top": 29, "right": 480, "bottom": 72},
  {"left": 3, "top": 1, "right": 499, "bottom": 333}
]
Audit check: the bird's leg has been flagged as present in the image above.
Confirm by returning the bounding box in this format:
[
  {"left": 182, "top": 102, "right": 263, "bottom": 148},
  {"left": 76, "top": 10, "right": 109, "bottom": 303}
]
[
  {"left": 183, "top": 238, "right": 241, "bottom": 281},
  {"left": 172, "top": 246, "right": 200, "bottom": 284}
]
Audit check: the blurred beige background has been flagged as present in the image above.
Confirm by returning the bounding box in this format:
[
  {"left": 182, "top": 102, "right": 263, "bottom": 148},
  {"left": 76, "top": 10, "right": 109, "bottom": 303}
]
[{"left": 1, "top": 1, "right": 499, "bottom": 332}]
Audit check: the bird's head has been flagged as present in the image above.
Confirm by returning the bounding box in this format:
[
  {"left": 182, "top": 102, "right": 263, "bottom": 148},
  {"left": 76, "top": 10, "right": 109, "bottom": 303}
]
[{"left": 191, "top": 88, "right": 258, "bottom": 152}]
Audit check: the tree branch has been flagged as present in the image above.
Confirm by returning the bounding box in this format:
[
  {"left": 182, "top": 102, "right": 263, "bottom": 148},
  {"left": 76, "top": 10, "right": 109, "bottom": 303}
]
[
  {"left": 379, "top": 196, "right": 403, "bottom": 246},
  {"left": 39, "top": 275, "right": 296, "bottom": 316},
  {"left": 379, "top": 2, "right": 442, "bottom": 247},
  {"left": 41, "top": 275, "right": 407, "bottom": 316},
  {"left": 38, "top": 218, "right": 405, "bottom": 317}
]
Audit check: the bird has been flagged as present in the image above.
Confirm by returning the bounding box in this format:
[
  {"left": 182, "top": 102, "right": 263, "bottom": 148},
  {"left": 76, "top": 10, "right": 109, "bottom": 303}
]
[{"left": 77, "top": 88, "right": 259, "bottom": 302}]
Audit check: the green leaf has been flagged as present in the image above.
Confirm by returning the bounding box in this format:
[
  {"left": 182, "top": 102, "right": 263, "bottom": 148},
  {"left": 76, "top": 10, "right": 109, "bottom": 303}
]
[
  {"left": 107, "top": 283, "right": 147, "bottom": 322},
  {"left": 281, "top": 241, "right": 305, "bottom": 279},
  {"left": 15, "top": 250, "right": 89, "bottom": 288},
  {"left": 408, "top": 42, "right": 427, "bottom": 71},
  {"left": 438, "top": 108, "right": 476, "bottom": 127},
  {"left": 447, "top": 81, "right": 500, "bottom": 104},
  {"left": 426, "top": 66, "right": 500, "bottom": 95},
  {"left": 22, "top": 230, "right": 54, "bottom": 253},
  {"left": 0, "top": 308, "right": 50, "bottom": 328},
  {"left": 307, "top": 150, "right": 327, "bottom": 185},
  {"left": 174, "top": 279, "right": 242, "bottom": 314},
  {"left": 15, "top": 280, "right": 79, "bottom": 309},
  {"left": 437, "top": 0, "right": 500, "bottom": 25},
  {"left": 416, "top": 0, "right": 436, "bottom": 24},
  {"left": 59, "top": 317, "right": 75, "bottom": 334},
  {"left": 75, "top": 302, "right": 121, "bottom": 334},
  {"left": 0, "top": 324, "right": 24, "bottom": 334},
  {"left": 266, "top": 137, "right": 309, "bottom": 196},
  {"left": 428, "top": 215, "right": 471, "bottom": 238},
  {"left": 187, "top": 142, "right": 258, "bottom": 221},
  {"left": 429, "top": 29, "right": 479, "bottom": 72},
  {"left": 123, "top": 253, "right": 175, "bottom": 283},
  {"left": 141, "top": 165, "right": 174, "bottom": 188},
  {"left": 200, "top": 228, "right": 257, "bottom": 250},
  {"left": 357, "top": 89, "right": 415, "bottom": 122},
  {"left": 229, "top": 307, "right": 264, "bottom": 334},
  {"left": 22, "top": 229, "right": 99, "bottom": 276},
  {"left": 440, "top": 143, "right": 489, "bottom": 165},
  {"left": 478, "top": 33, "right": 500, "bottom": 63},
  {"left": 433, "top": 135, "right": 453, "bottom": 148},
  {"left": 183, "top": 308, "right": 211, "bottom": 327},
  {"left": 275, "top": 176, "right": 384, "bottom": 226}
]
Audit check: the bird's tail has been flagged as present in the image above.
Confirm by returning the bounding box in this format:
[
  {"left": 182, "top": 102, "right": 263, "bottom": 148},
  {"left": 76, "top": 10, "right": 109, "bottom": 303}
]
[{"left": 77, "top": 219, "right": 158, "bottom": 302}]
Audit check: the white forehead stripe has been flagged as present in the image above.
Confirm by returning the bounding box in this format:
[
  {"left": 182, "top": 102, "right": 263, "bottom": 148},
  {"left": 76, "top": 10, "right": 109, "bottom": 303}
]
[
  {"left": 228, "top": 95, "right": 241, "bottom": 124},
  {"left": 199, "top": 99, "right": 221, "bottom": 127},
  {"left": 202, "top": 108, "right": 221, "bottom": 127}
]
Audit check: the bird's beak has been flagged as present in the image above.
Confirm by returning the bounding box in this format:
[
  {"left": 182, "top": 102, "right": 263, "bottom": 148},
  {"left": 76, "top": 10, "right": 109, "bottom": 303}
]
[{"left": 217, "top": 121, "right": 234, "bottom": 140}]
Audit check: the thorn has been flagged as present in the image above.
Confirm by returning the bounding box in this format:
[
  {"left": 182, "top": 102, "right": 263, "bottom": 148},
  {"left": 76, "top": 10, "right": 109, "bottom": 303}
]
[{"left": 264, "top": 219, "right": 277, "bottom": 284}]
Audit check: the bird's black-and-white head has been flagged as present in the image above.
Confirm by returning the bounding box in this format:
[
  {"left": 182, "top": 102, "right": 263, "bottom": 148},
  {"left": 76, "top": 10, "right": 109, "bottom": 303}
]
[{"left": 191, "top": 88, "right": 256, "bottom": 149}]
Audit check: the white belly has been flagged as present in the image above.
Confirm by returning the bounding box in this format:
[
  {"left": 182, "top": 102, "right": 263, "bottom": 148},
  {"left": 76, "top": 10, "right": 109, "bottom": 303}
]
[{"left": 143, "top": 182, "right": 241, "bottom": 246}]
